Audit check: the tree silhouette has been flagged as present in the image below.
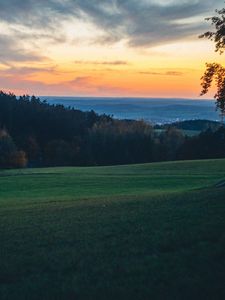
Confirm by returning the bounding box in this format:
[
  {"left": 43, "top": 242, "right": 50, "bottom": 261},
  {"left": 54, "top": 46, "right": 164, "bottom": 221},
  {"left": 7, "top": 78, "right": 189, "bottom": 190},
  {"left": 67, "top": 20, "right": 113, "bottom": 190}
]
[
  {"left": 200, "top": 7, "right": 225, "bottom": 122},
  {"left": 199, "top": 8, "right": 225, "bottom": 54},
  {"left": 200, "top": 63, "right": 225, "bottom": 122}
]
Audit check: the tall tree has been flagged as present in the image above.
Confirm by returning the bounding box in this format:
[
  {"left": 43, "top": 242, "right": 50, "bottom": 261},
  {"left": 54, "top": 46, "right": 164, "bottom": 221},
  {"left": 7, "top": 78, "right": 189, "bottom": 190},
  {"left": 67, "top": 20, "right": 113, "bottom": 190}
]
[{"left": 200, "top": 7, "right": 225, "bottom": 122}]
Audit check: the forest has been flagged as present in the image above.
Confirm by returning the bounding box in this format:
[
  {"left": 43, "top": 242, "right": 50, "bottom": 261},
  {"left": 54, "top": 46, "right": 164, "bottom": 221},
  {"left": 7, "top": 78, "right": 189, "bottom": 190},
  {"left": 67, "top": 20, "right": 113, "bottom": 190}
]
[{"left": 0, "top": 91, "right": 225, "bottom": 168}]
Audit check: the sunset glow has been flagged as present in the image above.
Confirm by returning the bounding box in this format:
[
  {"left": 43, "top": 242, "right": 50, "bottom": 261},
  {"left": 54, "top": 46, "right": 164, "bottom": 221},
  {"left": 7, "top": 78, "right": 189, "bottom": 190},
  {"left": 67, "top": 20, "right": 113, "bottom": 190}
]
[{"left": 0, "top": 0, "right": 224, "bottom": 98}]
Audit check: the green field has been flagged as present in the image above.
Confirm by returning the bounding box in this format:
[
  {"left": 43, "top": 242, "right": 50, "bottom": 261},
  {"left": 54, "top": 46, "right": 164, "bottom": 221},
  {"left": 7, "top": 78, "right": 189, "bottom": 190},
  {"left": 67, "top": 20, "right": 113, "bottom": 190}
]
[{"left": 0, "top": 159, "right": 225, "bottom": 299}]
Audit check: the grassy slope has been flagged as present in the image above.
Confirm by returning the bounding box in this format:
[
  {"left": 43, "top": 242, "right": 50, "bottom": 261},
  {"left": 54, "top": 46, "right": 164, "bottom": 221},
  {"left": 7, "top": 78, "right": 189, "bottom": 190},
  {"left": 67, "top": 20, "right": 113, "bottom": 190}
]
[{"left": 0, "top": 159, "right": 225, "bottom": 299}]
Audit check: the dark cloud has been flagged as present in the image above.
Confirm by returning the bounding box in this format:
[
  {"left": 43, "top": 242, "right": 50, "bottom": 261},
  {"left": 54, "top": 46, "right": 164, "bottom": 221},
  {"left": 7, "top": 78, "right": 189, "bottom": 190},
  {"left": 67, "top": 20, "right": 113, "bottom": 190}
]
[
  {"left": 0, "top": 35, "right": 45, "bottom": 64},
  {"left": 0, "top": 0, "right": 224, "bottom": 49}
]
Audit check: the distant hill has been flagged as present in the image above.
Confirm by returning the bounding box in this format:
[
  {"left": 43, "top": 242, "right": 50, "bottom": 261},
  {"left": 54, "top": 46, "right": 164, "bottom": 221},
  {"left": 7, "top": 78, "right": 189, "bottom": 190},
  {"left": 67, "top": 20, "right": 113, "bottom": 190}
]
[
  {"left": 45, "top": 97, "right": 220, "bottom": 124},
  {"left": 155, "top": 119, "right": 221, "bottom": 131}
]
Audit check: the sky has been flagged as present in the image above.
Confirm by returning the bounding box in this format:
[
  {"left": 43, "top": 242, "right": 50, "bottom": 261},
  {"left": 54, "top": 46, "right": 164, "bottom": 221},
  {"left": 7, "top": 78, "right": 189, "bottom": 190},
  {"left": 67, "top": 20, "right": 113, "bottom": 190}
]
[{"left": 0, "top": 0, "right": 224, "bottom": 98}]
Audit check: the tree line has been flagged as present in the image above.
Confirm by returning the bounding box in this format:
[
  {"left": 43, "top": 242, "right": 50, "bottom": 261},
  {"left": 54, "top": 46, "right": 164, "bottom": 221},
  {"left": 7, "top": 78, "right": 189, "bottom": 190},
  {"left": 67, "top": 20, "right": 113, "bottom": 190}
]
[{"left": 0, "top": 91, "right": 225, "bottom": 169}]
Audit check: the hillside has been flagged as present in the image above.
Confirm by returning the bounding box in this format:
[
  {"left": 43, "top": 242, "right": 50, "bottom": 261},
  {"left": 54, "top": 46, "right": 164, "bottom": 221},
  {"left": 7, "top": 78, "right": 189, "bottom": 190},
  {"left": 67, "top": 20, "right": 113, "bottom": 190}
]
[
  {"left": 0, "top": 159, "right": 225, "bottom": 299},
  {"left": 1, "top": 92, "right": 225, "bottom": 169}
]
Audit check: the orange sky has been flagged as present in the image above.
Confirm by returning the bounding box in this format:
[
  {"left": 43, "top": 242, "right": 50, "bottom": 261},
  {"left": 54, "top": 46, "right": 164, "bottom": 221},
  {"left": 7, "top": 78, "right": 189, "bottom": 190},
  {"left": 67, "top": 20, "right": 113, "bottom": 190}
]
[{"left": 0, "top": 0, "right": 224, "bottom": 98}]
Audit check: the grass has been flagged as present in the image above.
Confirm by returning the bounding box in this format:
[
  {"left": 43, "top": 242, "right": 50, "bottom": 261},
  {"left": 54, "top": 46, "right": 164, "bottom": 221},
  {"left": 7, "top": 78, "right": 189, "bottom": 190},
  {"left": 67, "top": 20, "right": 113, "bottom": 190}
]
[{"left": 0, "top": 159, "right": 225, "bottom": 299}]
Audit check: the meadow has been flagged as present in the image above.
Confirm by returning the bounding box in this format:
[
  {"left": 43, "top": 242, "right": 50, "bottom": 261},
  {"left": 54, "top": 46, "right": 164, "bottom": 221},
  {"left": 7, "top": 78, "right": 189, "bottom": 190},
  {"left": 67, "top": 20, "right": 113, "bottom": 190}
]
[{"left": 0, "top": 159, "right": 225, "bottom": 299}]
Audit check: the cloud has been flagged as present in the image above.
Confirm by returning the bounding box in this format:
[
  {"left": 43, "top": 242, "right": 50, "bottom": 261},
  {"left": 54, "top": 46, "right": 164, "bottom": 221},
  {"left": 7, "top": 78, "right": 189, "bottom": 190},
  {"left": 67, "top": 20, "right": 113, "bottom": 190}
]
[
  {"left": 0, "top": 0, "right": 223, "bottom": 93},
  {"left": 74, "top": 60, "right": 129, "bottom": 66},
  {"left": 69, "top": 76, "right": 93, "bottom": 87},
  {"left": 68, "top": 76, "right": 127, "bottom": 95},
  {"left": 139, "top": 70, "right": 184, "bottom": 76},
  {"left": 0, "top": 65, "right": 58, "bottom": 76},
  {"left": 0, "top": 34, "right": 45, "bottom": 64},
  {"left": 0, "top": 0, "right": 224, "bottom": 50},
  {"left": 165, "top": 71, "right": 184, "bottom": 76},
  {"left": 0, "top": 72, "right": 128, "bottom": 96}
]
